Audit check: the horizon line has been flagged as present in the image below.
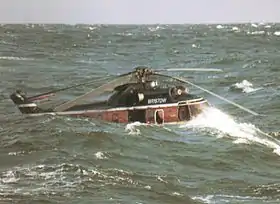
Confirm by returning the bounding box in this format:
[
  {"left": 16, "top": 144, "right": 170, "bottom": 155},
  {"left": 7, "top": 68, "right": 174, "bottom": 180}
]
[{"left": 0, "top": 21, "right": 279, "bottom": 25}]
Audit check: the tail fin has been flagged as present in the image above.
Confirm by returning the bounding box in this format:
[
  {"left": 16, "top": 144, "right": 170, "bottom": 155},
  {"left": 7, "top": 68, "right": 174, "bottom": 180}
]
[{"left": 10, "top": 90, "right": 45, "bottom": 114}]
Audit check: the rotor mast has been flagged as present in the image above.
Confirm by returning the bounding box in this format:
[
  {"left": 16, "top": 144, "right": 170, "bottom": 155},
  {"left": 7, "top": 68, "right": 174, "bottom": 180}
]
[{"left": 134, "top": 67, "right": 154, "bottom": 83}]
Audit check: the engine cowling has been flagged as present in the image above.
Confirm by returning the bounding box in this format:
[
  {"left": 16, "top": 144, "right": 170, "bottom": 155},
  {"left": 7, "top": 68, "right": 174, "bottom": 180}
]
[{"left": 169, "top": 85, "right": 188, "bottom": 101}]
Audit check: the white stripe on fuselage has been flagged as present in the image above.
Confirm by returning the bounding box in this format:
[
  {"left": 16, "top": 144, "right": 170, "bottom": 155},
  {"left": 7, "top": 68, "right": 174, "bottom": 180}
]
[
  {"left": 18, "top": 103, "right": 37, "bottom": 108},
  {"left": 25, "top": 98, "right": 207, "bottom": 117}
]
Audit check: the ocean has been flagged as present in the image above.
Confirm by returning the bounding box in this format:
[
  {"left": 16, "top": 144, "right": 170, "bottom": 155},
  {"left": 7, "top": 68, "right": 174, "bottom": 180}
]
[{"left": 0, "top": 23, "right": 280, "bottom": 204}]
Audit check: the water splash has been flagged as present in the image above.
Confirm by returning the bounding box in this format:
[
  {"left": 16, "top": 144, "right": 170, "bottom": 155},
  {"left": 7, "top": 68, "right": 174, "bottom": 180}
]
[
  {"left": 95, "top": 151, "right": 107, "bottom": 160},
  {"left": 0, "top": 56, "right": 34, "bottom": 61},
  {"left": 274, "top": 31, "right": 280, "bottom": 36},
  {"left": 192, "top": 194, "right": 266, "bottom": 204},
  {"left": 125, "top": 122, "right": 144, "bottom": 135},
  {"left": 230, "top": 80, "right": 262, "bottom": 93},
  {"left": 180, "top": 107, "right": 280, "bottom": 156},
  {"left": 248, "top": 30, "right": 265, "bottom": 35},
  {"left": 232, "top": 26, "right": 240, "bottom": 32}
]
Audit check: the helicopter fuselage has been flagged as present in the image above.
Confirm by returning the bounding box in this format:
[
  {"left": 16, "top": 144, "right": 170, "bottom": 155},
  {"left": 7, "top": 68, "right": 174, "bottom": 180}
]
[{"left": 10, "top": 81, "right": 209, "bottom": 124}]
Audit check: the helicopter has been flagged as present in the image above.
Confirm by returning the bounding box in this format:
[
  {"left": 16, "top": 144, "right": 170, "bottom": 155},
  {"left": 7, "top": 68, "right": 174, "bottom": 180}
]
[{"left": 9, "top": 66, "right": 259, "bottom": 125}]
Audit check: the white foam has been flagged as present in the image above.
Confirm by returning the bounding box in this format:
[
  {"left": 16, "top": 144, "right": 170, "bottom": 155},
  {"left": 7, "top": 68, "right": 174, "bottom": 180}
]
[
  {"left": 116, "top": 32, "right": 133, "bottom": 36},
  {"left": 232, "top": 26, "right": 239, "bottom": 31},
  {"left": 233, "top": 138, "right": 251, "bottom": 144},
  {"left": 88, "top": 26, "right": 97, "bottom": 31},
  {"left": 193, "top": 194, "right": 265, "bottom": 203},
  {"left": 216, "top": 25, "right": 223, "bottom": 29},
  {"left": 125, "top": 122, "right": 143, "bottom": 135},
  {"left": 0, "top": 40, "right": 15, "bottom": 45},
  {"left": 157, "top": 176, "right": 168, "bottom": 183},
  {"left": 8, "top": 151, "right": 25, "bottom": 156},
  {"left": 249, "top": 31, "right": 265, "bottom": 35},
  {"left": 234, "top": 79, "right": 253, "bottom": 88},
  {"left": 181, "top": 107, "right": 280, "bottom": 156},
  {"left": 1, "top": 170, "right": 19, "bottom": 184},
  {"left": 192, "top": 195, "right": 214, "bottom": 203},
  {"left": 231, "top": 80, "right": 261, "bottom": 93},
  {"left": 0, "top": 56, "right": 34, "bottom": 61},
  {"left": 172, "top": 192, "right": 183, "bottom": 196},
  {"left": 274, "top": 31, "right": 280, "bottom": 36},
  {"left": 95, "top": 151, "right": 107, "bottom": 160},
  {"left": 148, "top": 26, "right": 162, "bottom": 32}
]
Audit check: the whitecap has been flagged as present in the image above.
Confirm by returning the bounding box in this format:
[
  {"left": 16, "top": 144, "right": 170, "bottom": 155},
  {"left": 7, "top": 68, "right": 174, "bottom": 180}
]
[
  {"left": 157, "top": 176, "right": 168, "bottom": 183},
  {"left": 192, "top": 194, "right": 265, "bottom": 203},
  {"left": 116, "top": 32, "right": 133, "bottom": 36},
  {"left": 125, "top": 122, "right": 143, "bottom": 135},
  {"left": 172, "top": 192, "right": 183, "bottom": 196},
  {"left": 180, "top": 107, "right": 280, "bottom": 156},
  {"left": 95, "top": 151, "right": 107, "bottom": 160},
  {"left": 88, "top": 26, "right": 96, "bottom": 31},
  {"left": 233, "top": 138, "right": 251, "bottom": 144},
  {"left": 192, "top": 195, "right": 214, "bottom": 203},
  {"left": 8, "top": 151, "right": 26, "bottom": 156},
  {"left": 1, "top": 170, "right": 19, "bottom": 184},
  {"left": 0, "top": 56, "right": 34, "bottom": 61},
  {"left": 148, "top": 26, "right": 162, "bottom": 32},
  {"left": 231, "top": 80, "right": 261, "bottom": 93},
  {"left": 249, "top": 31, "right": 265, "bottom": 35}
]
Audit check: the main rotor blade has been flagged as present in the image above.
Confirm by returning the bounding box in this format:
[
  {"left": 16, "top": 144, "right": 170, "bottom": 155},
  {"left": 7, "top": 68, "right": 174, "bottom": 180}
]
[
  {"left": 156, "top": 68, "right": 223, "bottom": 72},
  {"left": 28, "top": 70, "right": 136, "bottom": 101},
  {"left": 54, "top": 74, "right": 133, "bottom": 112},
  {"left": 155, "top": 73, "right": 259, "bottom": 116},
  {"left": 27, "top": 75, "right": 113, "bottom": 101}
]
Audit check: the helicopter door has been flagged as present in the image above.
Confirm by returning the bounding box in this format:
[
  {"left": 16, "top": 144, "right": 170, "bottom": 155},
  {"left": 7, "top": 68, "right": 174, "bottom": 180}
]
[
  {"left": 154, "top": 109, "right": 164, "bottom": 124},
  {"left": 128, "top": 109, "right": 146, "bottom": 123},
  {"left": 178, "top": 105, "right": 191, "bottom": 121},
  {"left": 145, "top": 109, "right": 154, "bottom": 123},
  {"left": 112, "top": 113, "right": 119, "bottom": 123}
]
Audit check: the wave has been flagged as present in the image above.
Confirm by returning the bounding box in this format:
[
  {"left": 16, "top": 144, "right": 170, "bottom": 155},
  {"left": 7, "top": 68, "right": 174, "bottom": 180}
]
[
  {"left": 193, "top": 194, "right": 266, "bottom": 204},
  {"left": 0, "top": 56, "right": 34, "bottom": 61},
  {"left": 0, "top": 163, "right": 200, "bottom": 203},
  {"left": 230, "top": 80, "right": 262, "bottom": 93},
  {"left": 180, "top": 107, "right": 280, "bottom": 156}
]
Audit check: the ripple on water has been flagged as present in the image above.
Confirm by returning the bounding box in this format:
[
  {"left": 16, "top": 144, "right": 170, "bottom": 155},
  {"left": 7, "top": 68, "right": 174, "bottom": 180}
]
[{"left": 1, "top": 24, "right": 280, "bottom": 204}]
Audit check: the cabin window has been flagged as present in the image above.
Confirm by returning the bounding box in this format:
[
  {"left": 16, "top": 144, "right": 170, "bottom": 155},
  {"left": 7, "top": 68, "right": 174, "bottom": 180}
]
[
  {"left": 178, "top": 106, "right": 190, "bottom": 121},
  {"left": 154, "top": 109, "right": 164, "bottom": 124}
]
